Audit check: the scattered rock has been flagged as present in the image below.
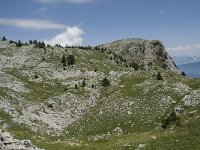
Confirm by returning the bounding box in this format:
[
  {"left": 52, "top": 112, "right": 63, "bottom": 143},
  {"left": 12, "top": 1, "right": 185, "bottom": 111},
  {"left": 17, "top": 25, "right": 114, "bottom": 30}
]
[{"left": 0, "top": 129, "right": 44, "bottom": 150}]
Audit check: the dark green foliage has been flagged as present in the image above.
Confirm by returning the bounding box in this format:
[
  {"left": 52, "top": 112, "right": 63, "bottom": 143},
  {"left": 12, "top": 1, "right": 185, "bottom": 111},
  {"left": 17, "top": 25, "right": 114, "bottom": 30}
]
[
  {"left": 95, "top": 46, "right": 101, "bottom": 50},
  {"left": 29, "top": 40, "right": 32, "bottom": 44},
  {"left": 162, "top": 63, "right": 168, "bottom": 70},
  {"left": 33, "top": 40, "right": 37, "bottom": 44},
  {"left": 74, "top": 84, "right": 78, "bottom": 89},
  {"left": 35, "top": 41, "right": 45, "bottom": 48},
  {"left": 41, "top": 56, "right": 45, "bottom": 61},
  {"left": 161, "top": 111, "right": 181, "bottom": 129},
  {"left": 16, "top": 40, "right": 22, "bottom": 47},
  {"left": 61, "top": 54, "right": 66, "bottom": 64},
  {"left": 92, "top": 84, "right": 95, "bottom": 88},
  {"left": 151, "top": 40, "right": 162, "bottom": 47},
  {"left": 181, "top": 72, "right": 186, "bottom": 76},
  {"left": 64, "top": 87, "right": 68, "bottom": 91},
  {"left": 9, "top": 40, "right": 15, "bottom": 44},
  {"left": 63, "top": 62, "right": 67, "bottom": 67},
  {"left": 34, "top": 72, "right": 39, "bottom": 79},
  {"left": 67, "top": 55, "right": 75, "bottom": 66},
  {"left": 82, "top": 79, "right": 86, "bottom": 87},
  {"left": 101, "top": 77, "right": 110, "bottom": 87},
  {"left": 55, "top": 44, "right": 62, "bottom": 48},
  {"left": 2, "top": 36, "right": 7, "bottom": 41},
  {"left": 130, "top": 62, "right": 139, "bottom": 71},
  {"left": 94, "top": 68, "right": 98, "bottom": 72},
  {"left": 157, "top": 72, "right": 163, "bottom": 80}
]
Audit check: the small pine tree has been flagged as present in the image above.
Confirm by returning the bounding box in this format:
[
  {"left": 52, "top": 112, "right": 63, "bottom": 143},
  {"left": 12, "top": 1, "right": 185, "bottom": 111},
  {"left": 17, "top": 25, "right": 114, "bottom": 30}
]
[
  {"left": 67, "top": 55, "right": 75, "bottom": 66},
  {"left": 33, "top": 40, "right": 37, "bottom": 44},
  {"left": 16, "top": 40, "right": 22, "bottom": 47},
  {"left": 181, "top": 72, "right": 186, "bottom": 76},
  {"left": 161, "top": 111, "right": 180, "bottom": 129},
  {"left": 42, "top": 56, "right": 45, "bottom": 61},
  {"left": 130, "top": 62, "right": 139, "bottom": 71},
  {"left": 157, "top": 72, "right": 163, "bottom": 80},
  {"left": 64, "top": 87, "right": 68, "bottom": 91},
  {"left": 2, "top": 36, "right": 7, "bottom": 41},
  {"left": 29, "top": 40, "right": 32, "bottom": 45},
  {"left": 61, "top": 54, "right": 66, "bottom": 64},
  {"left": 101, "top": 77, "right": 110, "bottom": 87},
  {"left": 82, "top": 79, "right": 86, "bottom": 87},
  {"left": 34, "top": 72, "right": 39, "bottom": 79},
  {"left": 92, "top": 84, "right": 95, "bottom": 88}
]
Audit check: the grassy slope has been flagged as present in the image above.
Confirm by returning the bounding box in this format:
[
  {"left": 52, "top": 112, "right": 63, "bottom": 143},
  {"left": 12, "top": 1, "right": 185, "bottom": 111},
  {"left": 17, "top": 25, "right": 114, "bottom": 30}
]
[{"left": 0, "top": 45, "right": 200, "bottom": 149}]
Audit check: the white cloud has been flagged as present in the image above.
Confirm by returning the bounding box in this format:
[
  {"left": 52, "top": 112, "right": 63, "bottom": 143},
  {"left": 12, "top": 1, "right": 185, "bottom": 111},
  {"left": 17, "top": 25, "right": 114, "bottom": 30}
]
[
  {"left": 34, "top": 0, "right": 94, "bottom": 4},
  {"left": 0, "top": 18, "right": 66, "bottom": 30},
  {"left": 44, "top": 26, "right": 84, "bottom": 46},
  {"left": 166, "top": 43, "right": 200, "bottom": 56}
]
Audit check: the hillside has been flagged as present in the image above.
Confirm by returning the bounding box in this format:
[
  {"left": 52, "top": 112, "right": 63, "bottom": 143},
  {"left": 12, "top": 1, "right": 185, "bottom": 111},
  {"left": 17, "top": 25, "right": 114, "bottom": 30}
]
[{"left": 0, "top": 39, "right": 200, "bottom": 150}]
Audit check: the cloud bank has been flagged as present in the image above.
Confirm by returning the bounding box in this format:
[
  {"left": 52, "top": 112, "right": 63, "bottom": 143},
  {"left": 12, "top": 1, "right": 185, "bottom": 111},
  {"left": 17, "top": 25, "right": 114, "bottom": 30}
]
[
  {"left": 166, "top": 43, "right": 200, "bottom": 56},
  {"left": 44, "top": 26, "right": 84, "bottom": 46},
  {"left": 0, "top": 18, "right": 66, "bottom": 30},
  {"left": 34, "top": 0, "right": 94, "bottom": 4}
]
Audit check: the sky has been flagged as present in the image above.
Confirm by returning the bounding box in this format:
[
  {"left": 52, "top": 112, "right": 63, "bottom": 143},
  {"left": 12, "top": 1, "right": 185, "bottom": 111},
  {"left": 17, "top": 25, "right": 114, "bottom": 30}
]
[{"left": 0, "top": 0, "right": 200, "bottom": 56}]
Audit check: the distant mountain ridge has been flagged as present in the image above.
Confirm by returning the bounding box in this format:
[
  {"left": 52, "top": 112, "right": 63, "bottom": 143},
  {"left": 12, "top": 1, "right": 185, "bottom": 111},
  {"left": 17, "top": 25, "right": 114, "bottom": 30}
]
[
  {"left": 178, "top": 61, "right": 200, "bottom": 78},
  {"left": 173, "top": 56, "right": 200, "bottom": 65}
]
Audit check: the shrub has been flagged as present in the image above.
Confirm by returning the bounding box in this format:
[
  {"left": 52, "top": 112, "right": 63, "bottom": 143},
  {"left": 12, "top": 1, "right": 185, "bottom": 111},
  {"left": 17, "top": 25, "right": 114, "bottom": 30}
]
[
  {"left": 157, "top": 72, "right": 163, "bottom": 80},
  {"left": 61, "top": 54, "right": 66, "bottom": 64},
  {"left": 35, "top": 41, "right": 45, "bottom": 48},
  {"left": 2, "top": 36, "right": 7, "bottom": 41},
  {"left": 161, "top": 111, "right": 181, "bottom": 129},
  {"left": 34, "top": 72, "right": 39, "bottom": 79},
  {"left": 101, "top": 77, "right": 110, "bottom": 87},
  {"left": 16, "top": 40, "right": 22, "bottom": 47},
  {"left": 67, "top": 55, "right": 75, "bottom": 66},
  {"left": 92, "top": 84, "right": 95, "bottom": 88},
  {"left": 130, "top": 62, "right": 139, "bottom": 71},
  {"left": 82, "top": 79, "right": 86, "bottom": 87},
  {"left": 181, "top": 72, "right": 186, "bottom": 76}
]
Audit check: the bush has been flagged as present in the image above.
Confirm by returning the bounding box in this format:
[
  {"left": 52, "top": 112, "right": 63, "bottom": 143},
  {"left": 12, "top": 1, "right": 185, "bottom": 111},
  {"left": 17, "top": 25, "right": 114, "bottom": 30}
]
[
  {"left": 67, "top": 55, "right": 75, "bottom": 66},
  {"left": 2, "top": 36, "right": 7, "bottom": 41},
  {"left": 29, "top": 40, "right": 33, "bottom": 44},
  {"left": 101, "top": 77, "right": 110, "bottom": 87},
  {"left": 130, "top": 62, "right": 139, "bottom": 71},
  {"left": 92, "top": 84, "right": 95, "bottom": 88},
  {"left": 161, "top": 111, "right": 181, "bottom": 129},
  {"left": 181, "top": 72, "right": 186, "bottom": 76},
  {"left": 35, "top": 41, "right": 45, "bottom": 48},
  {"left": 82, "top": 79, "right": 86, "bottom": 87},
  {"left": 157, "top": 72, "right": 163, "bottom": 80},
  {"left": 61, "top": 54, "right": 66, "bottom": 64},
  {"left": 34, "top": 72, "right": 39, "bottom": 79},
  {"left": 16, "top": 40, "right": 22, "bottom": 47}
]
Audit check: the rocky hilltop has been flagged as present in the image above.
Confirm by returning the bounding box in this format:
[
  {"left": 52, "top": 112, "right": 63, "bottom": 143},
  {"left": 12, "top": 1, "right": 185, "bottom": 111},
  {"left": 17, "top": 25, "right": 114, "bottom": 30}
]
[
  {"left": 101, "top": 38, "right": 179, "bottom": 72},
  {"left": 0, "top": 38, "right": 199, "bottom": 150}
]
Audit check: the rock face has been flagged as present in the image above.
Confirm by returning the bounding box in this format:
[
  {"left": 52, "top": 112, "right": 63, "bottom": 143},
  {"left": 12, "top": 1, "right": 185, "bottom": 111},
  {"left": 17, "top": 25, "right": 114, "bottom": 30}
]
[
  {"left": 101, "top": 38, "right": 179, "bottom": 72},
  {"left": 0, "top": 129, "right": 44, "bottom": 150}
]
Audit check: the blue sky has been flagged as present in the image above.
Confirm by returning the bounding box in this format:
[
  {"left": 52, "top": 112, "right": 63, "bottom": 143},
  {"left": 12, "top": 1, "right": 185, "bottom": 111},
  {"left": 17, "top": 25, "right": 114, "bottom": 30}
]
[{"left": 0, "top": 0, "right": 200, "bottom": 56}]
